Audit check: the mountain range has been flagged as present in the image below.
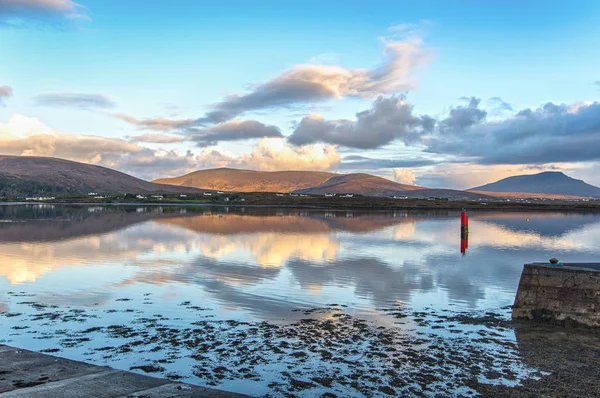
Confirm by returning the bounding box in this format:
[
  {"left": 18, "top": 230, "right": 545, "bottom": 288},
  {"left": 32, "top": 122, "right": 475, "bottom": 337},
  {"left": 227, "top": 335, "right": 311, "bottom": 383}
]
[
  {"left": 1, "top": 155, "right": 599, "bottom": 199},
  {"left": 155, "top": 168, "right": 425, "bottom": 196},
  {"left": 0, "top": 155, "right": 201, "bottom": 196},
  {"left": 470, "top": 171, "right": 600, "bottom": 197}
]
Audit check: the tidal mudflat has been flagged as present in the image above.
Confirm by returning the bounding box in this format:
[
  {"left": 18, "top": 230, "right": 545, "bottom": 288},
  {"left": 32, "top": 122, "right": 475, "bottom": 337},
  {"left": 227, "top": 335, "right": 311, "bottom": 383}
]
[{"left": 1, "top": 205, "right": 600, "bottom": 396}]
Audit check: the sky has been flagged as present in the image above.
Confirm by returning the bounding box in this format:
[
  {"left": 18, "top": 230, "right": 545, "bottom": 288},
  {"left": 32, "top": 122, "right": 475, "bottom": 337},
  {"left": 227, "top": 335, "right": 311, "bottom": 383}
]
[{"left": 0, "top": 0, "right": 599, "bottom": 188}]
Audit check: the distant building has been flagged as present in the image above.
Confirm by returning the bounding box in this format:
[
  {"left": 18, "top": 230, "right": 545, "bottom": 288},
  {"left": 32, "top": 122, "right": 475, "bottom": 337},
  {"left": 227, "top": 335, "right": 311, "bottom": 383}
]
[
  {"left": 136, "top": 195, "right": 147, "bottom": 200},
  {"left": 203, "top": 192, "right": 212, "bottom": 196},
  {"left": 324, "top": 193, "right": 335, "bottom": 197},
  {"left": 276, "top": 193, "right": 284, "bottom": 197},
  {"left": 25, "top": 196, "right": 55, "bottom": 201},
  {"left": 179, "top": 194, "right": 187, "bottom": 198},
  {"left": 217, "top": 191, "right": 224, "bottom": 194},
  {"left": 87, "top": 192, "right": 98, "bottom": 196},
  {"left": 224, "top": 197, "right": 230, "bottom": 202}
]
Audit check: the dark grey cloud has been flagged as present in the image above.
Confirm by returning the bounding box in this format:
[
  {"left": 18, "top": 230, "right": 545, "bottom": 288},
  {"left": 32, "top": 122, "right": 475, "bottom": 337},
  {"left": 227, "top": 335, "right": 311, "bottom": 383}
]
[
  {"left": 339, "top": 155, "right": 436, "bottom": 170},
  {"left": 0, "top": 85, "right": 12, "bottom": 105},
  {"left": 288, "top": 96, "right": 433, "bottom": 149},
  {"left": 188, "top": 119, "right": 283, "bottom": 147},
  {"left": 439, "top": 97, "right": 487, "bottom": 134},
  {"left": 427, "top": 100, "right": 600, "bottom": 164},
  {"left": 0, "top": 0, "right": 88, "bottom": 24},
  {"left": 35, "top": 93, "right": 115, "bottom": 109}
]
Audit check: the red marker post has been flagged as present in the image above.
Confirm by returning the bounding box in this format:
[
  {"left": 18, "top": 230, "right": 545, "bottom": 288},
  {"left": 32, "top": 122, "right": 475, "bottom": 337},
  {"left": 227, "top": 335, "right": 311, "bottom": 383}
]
[{"left": 460, "top": 210, "right": 469, "bottom": 255}]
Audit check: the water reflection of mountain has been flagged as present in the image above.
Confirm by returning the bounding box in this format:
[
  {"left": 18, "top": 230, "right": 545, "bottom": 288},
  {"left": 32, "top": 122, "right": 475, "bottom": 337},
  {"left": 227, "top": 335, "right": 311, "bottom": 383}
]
[
  {"left": 0, "top": 206, "right": 183, "bottom": 243},
  {"left": 0, "top": 205, "right": 447, "bottom": 243},
  {"left": 153, "top": 212, "right": 431, "bottom": 235},
  {"left": 470, "top": 212, "right": 600, "bottom": 237}
]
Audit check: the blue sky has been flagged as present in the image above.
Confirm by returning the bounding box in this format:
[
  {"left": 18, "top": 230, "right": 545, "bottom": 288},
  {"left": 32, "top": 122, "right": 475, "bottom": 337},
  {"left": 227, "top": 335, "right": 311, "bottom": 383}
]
[{"left": 1, "top": 0, "right": 599, "bottom": 188}]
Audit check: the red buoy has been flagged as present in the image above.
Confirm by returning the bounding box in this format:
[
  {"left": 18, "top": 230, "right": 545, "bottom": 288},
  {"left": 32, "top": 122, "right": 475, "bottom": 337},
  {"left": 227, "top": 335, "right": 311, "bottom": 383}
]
[{"left": 460, "top": 210, "right": 469, "bottom": 255}]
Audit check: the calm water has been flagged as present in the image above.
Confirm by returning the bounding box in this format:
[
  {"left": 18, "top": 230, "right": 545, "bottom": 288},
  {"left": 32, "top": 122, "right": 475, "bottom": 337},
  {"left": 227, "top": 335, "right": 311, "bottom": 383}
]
[{"left": 1, "top": 204, "right": 600, "bottom": 396}]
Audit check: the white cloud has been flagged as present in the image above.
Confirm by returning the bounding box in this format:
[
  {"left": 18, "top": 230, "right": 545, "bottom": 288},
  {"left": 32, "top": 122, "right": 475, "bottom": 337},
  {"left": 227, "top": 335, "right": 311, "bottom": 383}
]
[
  {"left": 0, "top": 115, "right": 141, "bottom": 164},
  {"left": 392, "top": 168, "right": 416, "bottom": 185}
]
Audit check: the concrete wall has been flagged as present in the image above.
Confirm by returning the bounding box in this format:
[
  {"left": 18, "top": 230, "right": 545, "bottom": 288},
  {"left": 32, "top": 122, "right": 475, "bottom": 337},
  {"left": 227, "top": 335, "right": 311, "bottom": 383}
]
[{"left": 512, "top": 263, "right": 600, "bottom": 327}]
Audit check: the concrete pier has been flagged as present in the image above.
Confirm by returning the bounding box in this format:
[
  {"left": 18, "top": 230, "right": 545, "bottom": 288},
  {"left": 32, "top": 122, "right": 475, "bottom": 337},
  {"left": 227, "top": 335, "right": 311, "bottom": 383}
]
[
  {"left": 0, "top": 345, "right": 248, "bottom": 397},
  {"left": 512, "top": 263, "right": 600, "bottom": 327}
]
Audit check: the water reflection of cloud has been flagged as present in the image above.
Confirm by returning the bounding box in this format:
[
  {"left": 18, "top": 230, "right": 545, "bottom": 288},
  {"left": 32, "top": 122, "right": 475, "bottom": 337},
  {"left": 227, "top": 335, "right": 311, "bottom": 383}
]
[
  {"left": 151, "top": 218, "right": 341, "bottom": 268},
  {"left": 0, "top": 236, "right": 139, "bottom": 285},
  {"left": 392, "top": 222, "right": 416, "bottom": 240},
  {"left": 1, "top": 206, "right": 600, "bottom": 317}
]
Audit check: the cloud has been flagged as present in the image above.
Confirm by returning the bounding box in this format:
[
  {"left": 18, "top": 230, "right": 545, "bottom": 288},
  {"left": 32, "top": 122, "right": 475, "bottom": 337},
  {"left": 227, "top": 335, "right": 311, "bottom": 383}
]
[
  {"left": 120, "top": 118, "right": 283, "bottom": 146},
  {"left": 111, "top": 138, "right": 340, "bottom": 180},
  {"left": 111, "top": 113, "right": 195, "bottom": 131},
  {"left": 102, "top": 149, "right": 198, "bottom": 180},
  {"left": 195, "top": 39, "right": 426, "bottom": 125},
  {"left": 198, "top": 138, "right": 340, "bottom": 172},
  {"left": 0, "top": 0, "right": 88, "bottom": 24},
  {"left": 338, "top": 155, "right": 435, "bottom": 170},
  {"left": 0, "top": 114, "right": 339, "bottom": 181},
  {"left": 392, "top": 168, "right": 416, "bottom": 185},
  {"left": 288, "top": 95, "right": 433, "bottom": 149},
  {"left": 426, "top": 100, "right": 600, "bottom": 165},
  {"left": 488, "top": 97, "right": 513, "bottom": 112},
  {"left": 188, "top": 119, "right": 283, "bottom": 147},
  {"left": 35, "top": 93, "right": 116, "bottom": 109},
  {"left": 0, "top": 114, "right": 141, "bottom": 164},
  {"left": 113, "top": 38, "right": 427, "bottom": 131},
  {"left": 438, "top": 97, "right": 487, "bottom": 134},
  {"left": 129, "top": 133, "right": 188, "bottom": 144},
  {"left": 0, "top": 85, "right": 12, "bottom": 105}
]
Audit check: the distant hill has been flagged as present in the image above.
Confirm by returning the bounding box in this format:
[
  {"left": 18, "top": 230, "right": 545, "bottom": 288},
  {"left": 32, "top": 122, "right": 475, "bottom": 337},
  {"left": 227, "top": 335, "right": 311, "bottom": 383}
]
[
  {"left": 155, "top": 168, "right": 425, "bottom": 197},
  {"left": 295, "top": 173, "right": 424, "bottom": 196},
  {"left": 402, "top": 188, "right": 493, "bottom": 200},
  {"left": 155, "top": 168, "right": 339, "bottom": 193},
  {"left": 0, "top": 155, "right": 201, "bottom": 196},
  {"left": 470, "top": 172, "right": 600, "bottom": 197}
]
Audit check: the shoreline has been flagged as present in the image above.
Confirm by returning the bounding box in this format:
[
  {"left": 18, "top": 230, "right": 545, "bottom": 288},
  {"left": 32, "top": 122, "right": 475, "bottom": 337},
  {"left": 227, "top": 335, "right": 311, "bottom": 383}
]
[{"left": 2, "top": 198, "right": 600, "bottom": 212}]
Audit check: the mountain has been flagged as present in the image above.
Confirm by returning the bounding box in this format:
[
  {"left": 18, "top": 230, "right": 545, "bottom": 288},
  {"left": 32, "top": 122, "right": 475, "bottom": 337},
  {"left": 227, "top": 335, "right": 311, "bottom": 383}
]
[
  {"left": 154, "top": 168, "right": 338, "bottom": 193},
  {"left": 0, "top": 155, "right": 201, "bottom": 196},
  {"left": 155, "top": 168, "right": 425, "bottom": 196},
  {"left": 469, "top": 171, "right": 600, "bottom": 197},
  {"left": 295, "top": 173, "right": 424, "bottom": 196}
]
